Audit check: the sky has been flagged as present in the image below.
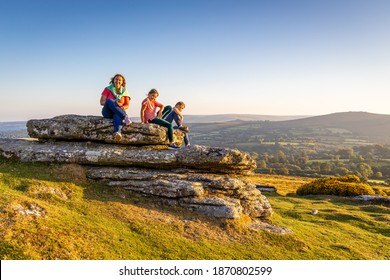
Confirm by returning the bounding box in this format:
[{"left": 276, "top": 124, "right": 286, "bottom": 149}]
[{"left": 1, "top": 0, "right": 390, "bottom": 121}]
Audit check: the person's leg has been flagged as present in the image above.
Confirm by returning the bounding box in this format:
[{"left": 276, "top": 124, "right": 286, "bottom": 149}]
[
  {"left": 150, "top": 117, "right": 174, "bottom": 142},
  {"left": 103, "top": 99, "right": 127, "bottom": 133},
  {"left": 113, "top": 114, "right": 123, "bottom": 134},
  {"left": 102, "top": 103, "right": 114, "bottom": 119},
  {"left": 104, "top": 99, "right": 127, "bottom": 118},
  {"left": 163, "top": 111, "right": 174, "bottom": 123},
  {"left": 161, "top": 105, "right": 173, "bottom": 119},
  {"left": 164, "top": 110, "right": 183, "bottom": 127},
  {"left": 172, "top": 111, "right": 182, "bottom": 126},
  {"left": 183, "top": 133, "right": 190, "bottom": 146},
  {"left": 172, "top": 124, "right": 189, "bottom": 146}
]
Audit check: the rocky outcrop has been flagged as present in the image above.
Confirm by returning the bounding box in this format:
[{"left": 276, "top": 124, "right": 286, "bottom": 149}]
[
  {"left": 27, "top": 114, "right": 185, "bottom": 146},
  {"left": 0, "top": 115, "right": 273, "bottom": 220},
  {"left": 87, "top": 167, "right": 271, "bottom": 219},
  {"left": 0, "top": 138, "right": 255, "bottom": 174}
]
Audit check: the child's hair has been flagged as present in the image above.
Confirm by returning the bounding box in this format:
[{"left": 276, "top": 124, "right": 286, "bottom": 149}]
[
  {"left": 148, "top": 88, "right": 159, "bottom": 96},
  {"left": 175, "top": 101, "right": 185, "bottom": 108},
  {"left": 109, "top": 74, "right": 126, "bottom": 87}
]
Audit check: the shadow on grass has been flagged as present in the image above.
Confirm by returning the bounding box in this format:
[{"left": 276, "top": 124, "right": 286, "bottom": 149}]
[
  {"left": 0, "top": 241, "right": 32, "bottom": 260},
  {"left": 0, "top": 159, "right": 233, "bottom": 229}
]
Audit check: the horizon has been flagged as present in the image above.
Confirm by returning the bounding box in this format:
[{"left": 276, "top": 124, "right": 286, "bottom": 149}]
[
  {"left": 1, "top": 110, "right": 389, "bottom": 123},
  {"left": 1, "top": 0, "right": 390, "bottom": 121}
]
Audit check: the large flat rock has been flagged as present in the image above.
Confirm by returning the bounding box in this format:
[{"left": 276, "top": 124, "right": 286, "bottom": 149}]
[
  {"left": 27, "top": 114, "right": 185, "bottom": 146},
  {"left": 0, "top": 138, "right": 256, "bottom": 174}
]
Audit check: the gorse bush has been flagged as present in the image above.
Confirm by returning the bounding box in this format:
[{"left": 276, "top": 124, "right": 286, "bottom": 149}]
[
  {"left": 332, "top": 175, "right": 361, "bottom": 183},
  {"left": 373, "top": 187, "right": 390, "bottom": 197},
  {"left": 296, "top": 175, "right": 376, "bottom": 196}
]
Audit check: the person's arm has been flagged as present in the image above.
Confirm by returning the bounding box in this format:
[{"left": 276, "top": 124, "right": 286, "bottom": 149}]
[
  {"left": 157, "top": 105, "right": 164, "bottom": 118},
  {"left": 140, "top": 102, "right": 147, "bottom": 124},
  {"left": 118, "top": 96, "right": 130, "bottom": 110},
  {"left": 100, "top": 95, "right": 107, "bottom": 106},
  {"left": 100, "top": 88, "right": 110, "bottom": 106},
  {"left": 173, "top": 107, "right": 183, "bottom": 121},
  {"left": 155, "top": 101, "right": 164, "bottom": 118}
]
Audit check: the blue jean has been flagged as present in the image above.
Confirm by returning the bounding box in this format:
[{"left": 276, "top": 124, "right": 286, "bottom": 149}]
[
  {"left": 101, "top": 99, "right": 126, "bottom": 133},
  {"left": 162, "top": 106, "right": 190, "bottom": 146}
]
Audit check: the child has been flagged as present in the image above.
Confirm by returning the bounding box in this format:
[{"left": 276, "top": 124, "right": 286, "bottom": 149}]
[
  {"left": 162, "top": 101, "right": 190, "bottom": 147},
  {"left": 140, "top": 89, "right": 180, "bottom": 149}
]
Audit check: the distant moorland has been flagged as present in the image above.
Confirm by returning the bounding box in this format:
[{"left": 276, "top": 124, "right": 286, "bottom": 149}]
[
  {"left": 189, "top": 111, "right": 390, "bottom": 145},
  {"left": 188, "top": 112, "right": 390, "bottom": 183}
]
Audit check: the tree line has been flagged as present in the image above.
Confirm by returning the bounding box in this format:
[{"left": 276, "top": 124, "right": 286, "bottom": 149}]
[{"left": 251, "top": 144, "right": 390, "bottom": 184}]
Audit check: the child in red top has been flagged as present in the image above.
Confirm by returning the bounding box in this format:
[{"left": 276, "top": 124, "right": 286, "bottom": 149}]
[{"left": 140, "top": 88, "right": 179, "bottom": 149}]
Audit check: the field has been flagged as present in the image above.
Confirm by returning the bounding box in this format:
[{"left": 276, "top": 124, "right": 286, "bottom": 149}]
[
  {"left": 188, "top": 117, "right": 390, "bottom": 180},
  {"left": 0, "top": 159, "right": 389, "bottom": 260}
]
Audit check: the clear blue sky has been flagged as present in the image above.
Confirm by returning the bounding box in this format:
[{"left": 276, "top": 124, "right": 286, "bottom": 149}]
[{"left": 1, "top": 0, "right": 389, "bottom": 121}]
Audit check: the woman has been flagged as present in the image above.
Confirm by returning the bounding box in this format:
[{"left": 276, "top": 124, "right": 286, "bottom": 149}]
[
  {"left": 100, "top": 74, "right": 131, "bottom": 141},
  {"left": 140, "top": 88, "right": 180, "bottom": 149}
]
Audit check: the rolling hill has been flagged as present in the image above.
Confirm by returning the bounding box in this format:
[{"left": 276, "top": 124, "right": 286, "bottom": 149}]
[
  {"left": 183, "top": 114, "right": 310, "bottom": 123},
  {"left": 275, "top": 112, "right": 390, "bottom": 143},
  {"left": 185, "top": 111, "right": 390, "bottom": 156}
]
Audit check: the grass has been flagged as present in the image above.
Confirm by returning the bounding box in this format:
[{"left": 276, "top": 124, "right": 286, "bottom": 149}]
[{"left": 0, "top": 159, "right": 389, "bottom": 260}]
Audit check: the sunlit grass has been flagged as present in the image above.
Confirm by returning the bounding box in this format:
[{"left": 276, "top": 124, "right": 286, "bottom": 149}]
[{"left": 0, "top": 159, "right": 389, "bottom": 260}]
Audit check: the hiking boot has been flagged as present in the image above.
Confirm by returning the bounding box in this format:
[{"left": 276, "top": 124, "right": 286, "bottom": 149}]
[
  {"left": 178, "top": 125, "right": 189, "bottom": 133},
  {"left": 124, "top": 116, "right": 132, "bottom": 126},
  {"left": 114, "top": 132, "right": 122, "bottom": 142},
  {"left": 168, "top": 143, "right": 180, "bottom": 150}
]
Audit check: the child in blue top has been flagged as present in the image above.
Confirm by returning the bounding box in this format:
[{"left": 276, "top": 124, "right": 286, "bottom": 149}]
[{"left": 162, "top": 101, "right": 190, "bottom": 147}]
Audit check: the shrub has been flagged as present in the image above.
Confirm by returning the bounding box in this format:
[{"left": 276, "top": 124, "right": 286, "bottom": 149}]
[
  {"left": 372, "top": 187, "right": 390, "bottom": 197},
  {"left": 334, "top": 175, "right": 361, "bottom": 183},
  {"left": 296, "top": 175, "right": 376, "bottom": 197}
]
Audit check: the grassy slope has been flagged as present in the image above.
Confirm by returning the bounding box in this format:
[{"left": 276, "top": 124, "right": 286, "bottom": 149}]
[{"left": 0, "top": 159, "right": 389, "bottom": 260}]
